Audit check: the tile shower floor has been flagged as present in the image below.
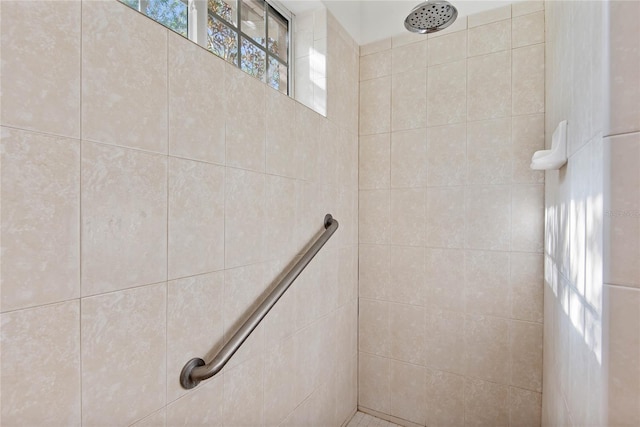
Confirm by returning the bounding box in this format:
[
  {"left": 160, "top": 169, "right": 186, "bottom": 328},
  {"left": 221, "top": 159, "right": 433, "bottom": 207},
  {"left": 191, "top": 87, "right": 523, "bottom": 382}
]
[{"left": 346, "top": 411, "right": 402, "bottom": 427}]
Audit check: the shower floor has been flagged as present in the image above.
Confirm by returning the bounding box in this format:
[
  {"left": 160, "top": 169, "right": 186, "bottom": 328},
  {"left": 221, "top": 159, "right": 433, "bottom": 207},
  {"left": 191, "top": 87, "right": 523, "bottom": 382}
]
[{"left": 346, "top": 411, "right": 402, "bottom": 427}]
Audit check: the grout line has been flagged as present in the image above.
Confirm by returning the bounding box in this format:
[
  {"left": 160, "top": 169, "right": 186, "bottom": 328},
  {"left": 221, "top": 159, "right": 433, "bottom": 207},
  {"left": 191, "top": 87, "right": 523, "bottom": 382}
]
[
  {"left": 79, "top": 0, "right": 84, "bottom": 423},
  {"left": 165, "top": 26, "right": 170, "bottom": 411}
]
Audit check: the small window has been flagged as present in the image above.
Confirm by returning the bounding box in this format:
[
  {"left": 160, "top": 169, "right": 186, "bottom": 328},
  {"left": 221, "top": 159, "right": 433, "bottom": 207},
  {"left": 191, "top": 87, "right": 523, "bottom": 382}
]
[
  {"left": 121, "top": 0, "right": 188, "bottom": 37},
  {"left": 120, "top": 0, "right": 291, "bottom": 95}
]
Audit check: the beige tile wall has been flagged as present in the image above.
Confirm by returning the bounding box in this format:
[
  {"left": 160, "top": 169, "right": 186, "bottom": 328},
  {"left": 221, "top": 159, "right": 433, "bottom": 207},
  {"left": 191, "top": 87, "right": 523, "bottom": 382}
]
[
  {"left": 544, "top": 0, "right": 640, "bottom": 425},
  {"left": 358, "top": 3, "right": 545, "bottom": 426},
  {"left": 294, "top": 7, "right": 329, "bottom": 117},
  {"left": 0, "top": 1, "right": 358, "bottom": 425}
]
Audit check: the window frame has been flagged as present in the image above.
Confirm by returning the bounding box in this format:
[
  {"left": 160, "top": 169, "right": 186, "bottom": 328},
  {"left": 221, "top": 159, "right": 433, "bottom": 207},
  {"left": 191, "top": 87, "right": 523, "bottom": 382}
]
[
  {"left": 124, "top": 0, "right": 293, "bottom": 95},
  {"left": 208, "top": 0, "right": 290, "bottom": 93}
]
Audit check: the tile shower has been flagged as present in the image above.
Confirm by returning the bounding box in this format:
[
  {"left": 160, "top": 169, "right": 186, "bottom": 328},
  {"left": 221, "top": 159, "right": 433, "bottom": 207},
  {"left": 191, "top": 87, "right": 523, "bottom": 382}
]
[
  {"left": 1, "top": 1, "right": 639, "bottom": 427},
  {"left": 358, "top": 3, "right": 545, "bottom": 426},
  {"left": 1, "top": 1, "right": 358, "bottom": 425}
]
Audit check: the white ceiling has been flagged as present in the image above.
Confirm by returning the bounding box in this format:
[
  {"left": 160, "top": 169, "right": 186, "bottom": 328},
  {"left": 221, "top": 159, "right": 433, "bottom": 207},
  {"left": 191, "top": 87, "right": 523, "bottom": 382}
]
[{"left": 280, "top": 0, "right": 520, "bottom": 45}]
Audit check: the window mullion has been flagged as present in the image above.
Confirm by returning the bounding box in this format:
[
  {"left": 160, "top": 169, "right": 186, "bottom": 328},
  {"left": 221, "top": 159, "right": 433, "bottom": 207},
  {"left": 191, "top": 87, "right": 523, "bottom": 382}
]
[
  {"left": 265, "top": 1, "right": 270, "bottom": 80},
  {"left": 237, "top": 0, "right": 242, "bottom": 68},
  {"left": 188, "top": 0, "right": 208, "bottom": 48}
]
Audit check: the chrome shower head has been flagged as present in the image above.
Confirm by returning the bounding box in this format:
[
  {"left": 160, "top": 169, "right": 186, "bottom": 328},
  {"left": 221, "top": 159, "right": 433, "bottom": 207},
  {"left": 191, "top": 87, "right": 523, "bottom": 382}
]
[{"left": 404, "top": 1, "right": 458, "bottom": 34}]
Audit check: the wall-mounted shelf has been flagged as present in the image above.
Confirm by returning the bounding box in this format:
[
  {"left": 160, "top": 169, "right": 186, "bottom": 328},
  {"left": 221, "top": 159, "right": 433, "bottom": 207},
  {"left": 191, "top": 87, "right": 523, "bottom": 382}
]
[{"left": 530, "top": 120, "right": 567, "bottom": 170}]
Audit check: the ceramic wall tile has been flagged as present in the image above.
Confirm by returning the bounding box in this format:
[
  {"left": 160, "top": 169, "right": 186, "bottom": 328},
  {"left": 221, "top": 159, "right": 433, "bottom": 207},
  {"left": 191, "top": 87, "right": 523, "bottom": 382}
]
[
  {"left": 294, "top": 58, "right": 314, "bottom": 112},
  {"left": 265, "top": 90, "right": 304, "bottom": 180},
  {"left": 282, "top": 379, "right": 335, "bottom": 427},
  {"left": 511, "top": 253, "right": 544, "bottom": 323},
  {"left": 168, "top": 33, "right": 225, "bottom": 165},
  {"left": 166, "top": 272, "right": 224, "bottom": 402},
  {"left": 606, "top": 133, "right": 640, "bottom": 287},
  {"left": 335, "top": 350, "right": 358, "bottom": 427},
  {"left": 313, "top": 8, "right": 328, "bottom": 41},
  {"left": 223, "top": 264, "right": 266, "bottom": 369},
  {"left": 512, "top": 184, "right": 545, "bottom": 253},
  {"left": 81, "top": 142, "right": 167, "bottom": 296},
  {"left": 263, "top": 337, "right": 296, "bottom": 426},
  {"left": 359, "top": 299, "right": 390, "bottom": 357},
  {"left": 294, "top": 316, "right": 332, "bottom": 400},
  {"left": 464, "top": 377, "right": 509, "bottom": 427},
  {"left": 0, "top": 301, "right": 80, "bottom": 426},
  {"left": 165, "top": 376, "right": 223, "bottom": 426},
  {"left": 391, "top": 188, "right": 426, "bottom": 246},
  {"left": 360, "top": 133, "right": 391, "bottom": 189},
  {"left": 389, "top": 360, "right": 426, "bottom": 425},
  {"left": 294, "top": 104, "right": 324, "bottom": 183},
  {"left": 512, "top": 11, "right": 545, "bottom": 48},
  {"left": 512, "top": 44, "right": 545, "bottom": 116},
  {"left": 510, "top": 320, "right": 543, "bottom": 392},
  {"left": 391, "top": 128, "right": 427, "bottom": 188},
  {"left": 82, "top": 0, "right": 167, "bottom": 153},
  {"left": 392, "top": 40, "right": 427, "bottom": 75},
  {"left": 509, "top": 387, "right": 542, "bottom": 427},
  {"left": 466, "top": 117, "right": 512, "bottom": 185},
  {"left": 465, "top": 314, "right": 510, "bottom": 384},
  {"left": 392, "top": 70, "right": 427, "bottom": 131},
  {"left": 512, "top": 114, "right": 545, "bottom": 183},
  {"left": 360, "top": 38, "right": 392, "bottom": 57},
  {"left": 465, "top": 185, "right": 512, "bottom": 251},
  {"left": 392, "top": 32, "right": 427, "bottom": 48},
  {"left": 327, "top": 38, "right": 360, "bottom": 133},
  {"left": 0, "top": 0, "right": 80, "bottom": 138},
  {"left": 294, "top": 11, "right": 313, "bottom": 56},
  {"left": 295, "top": 248, "right": 338, "bottom": 328},
  {"left": 359, "top": 190, "right": 390, "bottom": 244},
  {"left": 224, "top": 168, "right": 265, "bottom": 268},
  {"left": 569, "top": 143, "right": 590, "bottom": 294},
  {"left": 427, "top": 16, "right": 468, "bottom": 39},
  {"left": 425, "top": 248, "right": 465, "bottom": 312},
  {"left": 606, "top": 285, "right": 640, "bottom": 425},
  {"left": 467, "top": 5, "right": 511, "bottom": 28},
  {"left": 425, "top": 308, "right": 465, "bottom": 374},
  {"left": 427, "top": 31, "right": 466, "bottom": 66},
  {"left": 1, "top": 128, "right": 80, "bottom": 312},
  {"left": 586, "top": 136, "right": 605, "bottom": 311},
  {"left": 512, "top": 1, "right": 544, "bottom": 17},
  {"left": 607, "top": 0, "right": 640, "bottom": 135},
  {"left": 263, "top": 259, "right": 298, "bottom": 345},
  {"left": 389, "top": 246, "right": 426, "bottom": 306},
  {"left": 389, "top": 303, "right": 426, "bottom": 365},
  {"left": 223, "top": 358, "right": 264, "bottom": 426},
  {"left": 283, "top": 374, "right": 335, "bottom": 427},
  {"left": 359, "top": 244, "right": 391, "bottom": 301},
  {"left": 426, "top": 123, "right": 467, "bottom": 187},
  {"left": 427, "top": 60, "right": 467, "bottom": 127},
  {"left": 132, "top": 409, "right": 167, "bottom": 427},
  {"left": 465, "top": 250, "right": 511, "bottom": 318},
  {"left": 426, "top": 186, "right": 465, "bottom": 248},
  {"left": 168, "top": 158, "right": 224, "bottom": 280},
  {"left": 360, "top": 50, "right": 392, "bottom": 81},
  {"left": 467, "top": 50, "right": 512, "bottom": 121},
  {"left": 224, "top": 64, "right": 265, "bottom": 172},
  {"left": 81, "top": 283, "right": 166, "bottom": 426},
  {"left": 264, "top": 175, "right": 298, "bottom": 262},
  {"left": 467, "top": 20, "right": 511, "bottom": 57},
  {"left": 425, "top": 369, "right": 465, "bottom": 426},
  {"left": 360, "top": 77, "right": 391, "bottom": 135}
]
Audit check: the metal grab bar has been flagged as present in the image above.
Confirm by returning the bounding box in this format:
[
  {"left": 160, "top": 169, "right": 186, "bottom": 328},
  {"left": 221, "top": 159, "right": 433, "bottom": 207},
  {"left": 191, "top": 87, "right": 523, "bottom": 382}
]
[{"left": 180, "top": 214, "right": 339, "bottom": 389}]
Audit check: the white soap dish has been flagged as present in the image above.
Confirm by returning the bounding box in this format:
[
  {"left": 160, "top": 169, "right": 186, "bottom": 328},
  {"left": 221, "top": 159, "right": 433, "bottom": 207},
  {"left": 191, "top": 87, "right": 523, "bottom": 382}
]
[{"left": 530, "top": 120, "right": 567, "bottom": 170}]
